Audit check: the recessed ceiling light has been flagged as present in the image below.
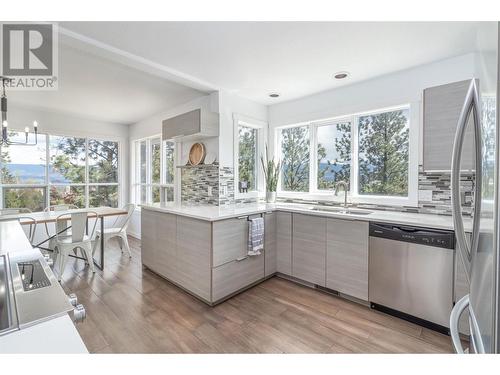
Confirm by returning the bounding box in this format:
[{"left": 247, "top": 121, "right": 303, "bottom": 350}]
[
  {"left": 334, "top": 71, "right": 349, "bottom": 80},
  {"left": 269, "top": 93, "right": 280, "bottom": 98}
]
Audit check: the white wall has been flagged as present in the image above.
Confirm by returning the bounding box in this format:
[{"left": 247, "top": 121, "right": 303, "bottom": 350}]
[
  {"left": 267, "top": 53, "right": 478, "bottom": 167},
  {"left": 217, "top": 90, "right": 268, "bottom": 168}
]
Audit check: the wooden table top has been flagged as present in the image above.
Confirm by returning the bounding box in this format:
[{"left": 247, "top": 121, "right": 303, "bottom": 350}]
[{"left": 0, "top": 206, "right": 127, "bottom": 224}]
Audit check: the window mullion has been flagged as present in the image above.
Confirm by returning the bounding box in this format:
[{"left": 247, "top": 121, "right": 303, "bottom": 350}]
[
  {"left": 351, "top": 115, "right": 359, "bottom": 199},
  {"left": 310, "top": 123, "right": 317, "bottom": 194},
  {"left": 85, "top": 137, "right": 89, "bottom": 208}
]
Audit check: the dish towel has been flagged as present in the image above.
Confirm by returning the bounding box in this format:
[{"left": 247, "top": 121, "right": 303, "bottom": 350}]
[{"left": 248, "top": 217, "right": 264, "bottom": 256}]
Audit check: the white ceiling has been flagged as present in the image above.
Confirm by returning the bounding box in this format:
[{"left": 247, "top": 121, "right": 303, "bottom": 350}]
[
  {"left": 8, "top": 22, "right": 495, "bottom": 124},
  {"left": 59, "top": 21, "right": 495, "bottom": 106},
  {"left": 8, "top": 44, "right": 205, "bottom": 124}
]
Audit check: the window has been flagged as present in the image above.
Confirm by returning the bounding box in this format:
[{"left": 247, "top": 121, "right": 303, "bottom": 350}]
[
  {"left": 280, "top": 126, "right": 310, "bottom": 192},
  {"left": 238, "top": 125, "right": 257, "bottom": 192},
  {"left": 163, "top": 140, "right": 175, "bottom": 202},
  {"left": 49, "top": 135, "right": 85, "bottom": 207},
  {"left": 317, "top": 121, "right": 351, "bottom": 190},
  {"left": 0, "top": 132, "right": 121, "bottom": 212},
  {"left": 277, "top": 105, "right": 416, "bottom": 205},
  {"left": 234, "top": 116, "right": 266, "bottom": 197},
  {"left": 357, "top": 109, "right": 409, "bottom": 197},
  {"left": 134, "top": 136, "right": 175, "bottom": 205}
]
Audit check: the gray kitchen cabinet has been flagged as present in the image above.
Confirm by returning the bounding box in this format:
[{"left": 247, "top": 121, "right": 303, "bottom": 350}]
[
  {"left": 276, "top": 212, "right": 292, "bottom": 275},
  {"left": 326, "top": 218, "right": 369, "bottom": 300},
  {"left": 264, "top": 212, "right": 277, "bottom": 277},
  {"left": 156, "top": 212, "right": 177, "bottom": 283},
  {"left": 292, "top": 213, "right": 326, "bottom": 286},
  {"left": 176, "top": 216, "right": 212, "bottom": 302},
  {"left": 212, "top": 254, "right": 265, "bottom": 302},
  {"left": 140, "top": 209, "right": 158, "bottom": 269},
  {"left": 213, "top": 217, "right": 248, "bottom": 267},
  {"left": 455, "top": 249, "right": 470, "bottom": 336},
  {"left": 162, "top": 108, "right": 218, "bottom": 140},
  {"left": 141, "top": 210, "right": 177, "bottom": 283},
  {"left": 423, "top": 79, "right": 476, "bottom": 171}
]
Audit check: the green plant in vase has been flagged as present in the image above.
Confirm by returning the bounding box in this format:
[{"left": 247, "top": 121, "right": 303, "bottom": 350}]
[{"left": 261, "top": 144, "right": 281, "bottom": 203}]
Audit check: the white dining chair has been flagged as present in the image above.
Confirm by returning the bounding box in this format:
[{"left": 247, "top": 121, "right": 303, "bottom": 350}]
[
  {"left": 44, "top": 204, "right": 79, "bottom": 251},
  {"left": 53, "top": 210, "right": 98, "bottom": 281},
  {"left": 17, "top": 216, "right": 37, "bottom": 244},
  {"left": 92, "top": 203, "right": 135, "bottom": 259}
]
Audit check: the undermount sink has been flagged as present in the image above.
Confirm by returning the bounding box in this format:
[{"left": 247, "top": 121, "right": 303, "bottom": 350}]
[{"left": 310, "top": 206, "right": 373, "bottom": 215}]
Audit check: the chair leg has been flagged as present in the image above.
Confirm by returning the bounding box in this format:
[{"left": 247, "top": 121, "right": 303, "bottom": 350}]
[
  {"left": 121, "top": 233, "right": 132, "bottom": 258},
  {"left": 118, "top": 236, "right": 123, "bottom": 251},
  {"left": 92, "top": 235, "right": 100, "bottom": 256},
  {"left": 58, "top": 251, "right": 69, "bottom": 282},
  {"left": 82, "top": 244, "right": 95, "bottom": 273}
]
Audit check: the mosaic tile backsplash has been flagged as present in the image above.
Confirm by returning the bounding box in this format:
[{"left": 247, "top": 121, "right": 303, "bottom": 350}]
[
  {"left": 181, "top": 164, "right": 220, "bottom": 205},
  {"left": 182, "top": 164, "right": 474, "bottom": 216}
]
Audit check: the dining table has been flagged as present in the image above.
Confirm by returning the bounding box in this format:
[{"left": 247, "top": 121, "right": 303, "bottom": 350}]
[{"left": 0, "top": 206, "right": 128, "bottom": 270}]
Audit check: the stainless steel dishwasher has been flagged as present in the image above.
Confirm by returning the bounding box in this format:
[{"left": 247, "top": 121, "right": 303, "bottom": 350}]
[{"left": 369, "top": 222, "right": 455, "bottom": 332}]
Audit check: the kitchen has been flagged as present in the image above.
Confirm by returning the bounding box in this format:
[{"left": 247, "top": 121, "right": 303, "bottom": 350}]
[{"left": 0, "top": 10, "right": 499, "bottom": 372}]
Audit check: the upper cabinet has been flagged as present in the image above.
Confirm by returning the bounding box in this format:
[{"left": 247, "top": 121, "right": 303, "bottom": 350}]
[
  {"left": 423, "top": 79, "right": 476, "bottom": 171},
  {"left": 162, "top": 108, "right": 219, "bottom": 141}
]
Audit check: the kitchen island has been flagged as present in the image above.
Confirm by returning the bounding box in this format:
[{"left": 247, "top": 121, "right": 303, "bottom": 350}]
[{"left": 140, "top": 202, "right": 471, "bottom": 309}]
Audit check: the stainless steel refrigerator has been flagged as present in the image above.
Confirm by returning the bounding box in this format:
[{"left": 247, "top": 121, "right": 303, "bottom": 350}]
[{"left": 450, "top": 22, "right": 500, "bottom": 354}]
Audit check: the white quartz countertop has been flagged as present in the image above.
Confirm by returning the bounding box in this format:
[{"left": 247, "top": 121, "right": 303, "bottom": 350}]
[
  {"left": 141, "top": 202, "right": 473, "bottom": 232},
  {"left": 0, "top": 315, "right": 88, "bottom": 353}
]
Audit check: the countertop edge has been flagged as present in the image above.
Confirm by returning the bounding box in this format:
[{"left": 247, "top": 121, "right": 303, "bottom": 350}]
[{"left": 141, "top": 204, "right": 468, "bottom": 232}]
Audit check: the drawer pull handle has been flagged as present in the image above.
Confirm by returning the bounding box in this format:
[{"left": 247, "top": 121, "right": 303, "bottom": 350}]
[{"left": 236, "top": 256, "right": 248, "bottom": 262}]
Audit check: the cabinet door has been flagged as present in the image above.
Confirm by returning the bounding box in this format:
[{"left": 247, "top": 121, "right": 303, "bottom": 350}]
[
  {"left": 162, "top": 109, "right": 201, "bottom": 139},
  {"left": 423, "top": 80, "right": 475, "bottom": 171},
  {"left": 292, "top": 213, "right": 326, "bottom": 286},
  {"left": 212, "top": 255, "right": 264, "bottom": 302},
  {"left": 326, "top": 218, "right": 369, "bottom": 300},
  {"left": 264, "top": 212, "right": 277, "bottom": 277},
  {"left": 213, "top": 217, "right": 248, "bottom": 267},
  {"left": 176, "top": 216, "right": 212, "bottom": 302},
  {"left": 276, "top": 212, "right": 292, "bottom": 275},
  {"left": 455, "top": 250, "right": 470, "bottom": 335},
  {"left": 156, "top": 213, "right": 177, "bottom": 283},
  {"left": 140, "top": 209, "right": 157, "bottom": 268}
]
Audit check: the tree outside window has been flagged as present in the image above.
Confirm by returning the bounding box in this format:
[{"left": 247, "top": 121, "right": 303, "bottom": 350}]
[
  {"left": 317, "top": 122, "right": 351, "bottom": 190},
  {"left": 280, "top": 126, "right": 310, "bottom": 192},
  {"left": 0, "top": 133, "right": 120, "bottom": 211},
  {"left": 358, "top": 109, "right": 409, "bottom": 196},
  {"left": 238, "top": 125, "right": 257, "bottom": 193}
]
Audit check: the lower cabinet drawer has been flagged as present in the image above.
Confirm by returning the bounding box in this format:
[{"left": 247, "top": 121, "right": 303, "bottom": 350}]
[{"left": 212, "top": 254, "right": 265, "bottom": 302}]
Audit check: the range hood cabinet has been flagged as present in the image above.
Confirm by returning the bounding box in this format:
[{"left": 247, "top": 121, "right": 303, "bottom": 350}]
[{"left": 162, "top": 108, "right": 219, "bottom": 141}]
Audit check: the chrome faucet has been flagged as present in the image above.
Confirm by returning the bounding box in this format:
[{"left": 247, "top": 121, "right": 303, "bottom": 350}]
[{"left": 334, "top": 181, "right": 349, "bottom": 209}]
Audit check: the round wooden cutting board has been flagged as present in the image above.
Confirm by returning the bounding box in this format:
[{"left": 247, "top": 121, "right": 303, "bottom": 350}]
[{"left": 188, "top": 142, "right": 206, "bottom": 165}]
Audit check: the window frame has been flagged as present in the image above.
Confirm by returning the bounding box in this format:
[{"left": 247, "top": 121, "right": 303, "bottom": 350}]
[
  {"left": 0, "top": 131, "right": 121, "bottom": 211},
  {"left": 133, "top": 134, "right": 176, "bottom": 206},
  {"left": 275, "top": 104, "right": 418, "bottom": 206},
  {"left": 233, "top": 114, "right": 267, "bottom": 200}
]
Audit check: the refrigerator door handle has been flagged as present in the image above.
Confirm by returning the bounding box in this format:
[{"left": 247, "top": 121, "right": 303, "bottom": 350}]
[
  {"left": 451, "top": 79, "right": 483, "bottom": 283},
  {"left": 450, "top": 294, "right": 470, "bottom": 354}
]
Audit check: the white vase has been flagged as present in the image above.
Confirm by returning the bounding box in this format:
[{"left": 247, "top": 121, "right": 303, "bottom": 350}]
[{"left": 266, "top": 191, "right": 277, "bottom": 203}]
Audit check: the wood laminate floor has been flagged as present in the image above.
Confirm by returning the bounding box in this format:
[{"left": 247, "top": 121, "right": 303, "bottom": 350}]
[{"left": 60, "top": 236, "right": 458, "bottom": 353}]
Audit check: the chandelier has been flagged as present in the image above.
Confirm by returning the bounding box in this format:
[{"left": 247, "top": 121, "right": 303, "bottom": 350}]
[{"left": 1, "top": 76, "right": 38, "bottom": 146}]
